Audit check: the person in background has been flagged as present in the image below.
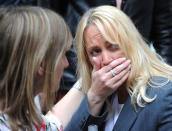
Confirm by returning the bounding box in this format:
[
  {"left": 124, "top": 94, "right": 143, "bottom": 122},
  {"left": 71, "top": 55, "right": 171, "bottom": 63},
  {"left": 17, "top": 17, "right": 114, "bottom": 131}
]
[
  {"left": 115, "top": 0, "right": 172, "bottom": 65},
  {"left": 66, "top": 5, "right": 172, "bottom": 131}
]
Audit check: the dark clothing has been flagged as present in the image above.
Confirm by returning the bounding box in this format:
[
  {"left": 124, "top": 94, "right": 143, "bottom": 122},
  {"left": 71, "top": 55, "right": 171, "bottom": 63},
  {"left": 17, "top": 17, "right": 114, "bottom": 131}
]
[
  {"left": 65, "top": 94, "right": 108, "bottom": 131},
  {"left": 120, "top": 0, "right": 172, "bottom": 65},
  {"left": 66, "top": 76, "right": 172, "bottom": 131},
  {"left": 64, "top": 0, "right": 114, "bottom": 36},
  {"left": 0, "top": 0, "right": 36, "bottom": 5}
]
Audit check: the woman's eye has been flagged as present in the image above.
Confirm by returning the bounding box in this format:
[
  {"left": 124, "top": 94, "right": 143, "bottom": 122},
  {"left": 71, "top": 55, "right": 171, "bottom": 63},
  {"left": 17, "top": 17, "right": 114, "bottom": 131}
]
[
  {"left": 111, "top": 44, "right": 119, "bottom": 49},
  {"left": 90, "top": 49, "right": 100, "bottom": 56},
  {"left": 109, "top": 44, "right": 119, "bottom": 51}
]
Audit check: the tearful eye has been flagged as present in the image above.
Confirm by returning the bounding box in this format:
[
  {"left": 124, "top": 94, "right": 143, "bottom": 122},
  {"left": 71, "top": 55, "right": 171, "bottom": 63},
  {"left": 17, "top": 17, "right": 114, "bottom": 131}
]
[
  {"left": 90, "top": 49, "right": 101, "bottom": 56},
  {"left": 109, "top": 44, "right": 119, "bottom": 51},
  {"left": 111, "top": 44, "right": 119, "bottom": 49}
]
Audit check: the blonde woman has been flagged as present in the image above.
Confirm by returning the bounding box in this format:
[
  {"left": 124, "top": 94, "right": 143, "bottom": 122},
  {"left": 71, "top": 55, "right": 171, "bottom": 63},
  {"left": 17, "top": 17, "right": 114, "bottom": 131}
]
[{"left": 66, "top": 5, "right": 172, "bottom": 130}]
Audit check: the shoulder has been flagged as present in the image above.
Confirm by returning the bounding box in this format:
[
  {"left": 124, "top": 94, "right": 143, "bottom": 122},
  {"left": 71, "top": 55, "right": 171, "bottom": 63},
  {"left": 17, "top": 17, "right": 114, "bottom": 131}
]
[
  {"left": 145, "top": 76, "right": 172, "bottom": 113},
  {"left": 143, "top": 76, "right": 172, "bottom": 129},
  {"left": 146, "top": 76, "right": 172, "bottom": 98},
  {"left": 128, "top": 76, "right": 172, "bottom": 130}
]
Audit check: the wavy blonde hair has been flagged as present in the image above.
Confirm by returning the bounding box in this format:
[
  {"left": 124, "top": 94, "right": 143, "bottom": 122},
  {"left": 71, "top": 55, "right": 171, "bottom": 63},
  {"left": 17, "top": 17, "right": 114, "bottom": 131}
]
[
  {"left": 75, "top": 5, "right": 172, "bottom": 108},
  {"left": 0, "top": 6, "right": 72, "bottom": 130}
]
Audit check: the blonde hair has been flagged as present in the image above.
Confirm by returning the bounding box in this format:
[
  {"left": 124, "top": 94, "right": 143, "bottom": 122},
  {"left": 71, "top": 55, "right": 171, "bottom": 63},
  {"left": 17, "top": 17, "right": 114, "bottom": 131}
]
[
  {"left": 0, "top": 6, "right": 72, "bottom": 130},
  {"left": 75, "top": 5, "right": 172, "bottom": 108}
]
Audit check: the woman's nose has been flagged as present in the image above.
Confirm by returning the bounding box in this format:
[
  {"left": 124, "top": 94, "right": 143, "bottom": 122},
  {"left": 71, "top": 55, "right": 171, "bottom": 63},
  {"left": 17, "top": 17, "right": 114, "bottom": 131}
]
[{"left": 102, "top": 51, "right": 113, "bottom": 66}]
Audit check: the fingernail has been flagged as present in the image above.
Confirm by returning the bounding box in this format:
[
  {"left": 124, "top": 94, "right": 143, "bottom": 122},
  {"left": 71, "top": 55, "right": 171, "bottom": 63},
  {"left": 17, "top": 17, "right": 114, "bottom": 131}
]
[
  {"left": 121, "top": 57, "right": 126, "bottom": 60},
  {"left": 128, "top": 64, "right": 131, "bottom": 68},
  {"left": 127, "top": 59, "right": 131, "bottom": 63}
]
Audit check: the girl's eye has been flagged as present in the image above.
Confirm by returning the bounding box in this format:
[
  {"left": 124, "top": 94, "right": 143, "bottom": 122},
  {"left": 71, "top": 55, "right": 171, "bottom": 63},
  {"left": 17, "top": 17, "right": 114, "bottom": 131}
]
[
  {"left": 90, "top": 49, "right": 101, "bottom": 56},
  {"left": 112, "top": 44, "right": 119, "bottom": 48},
  {"left": 109, "top": 44, "right": 119, "bottom": 51}
]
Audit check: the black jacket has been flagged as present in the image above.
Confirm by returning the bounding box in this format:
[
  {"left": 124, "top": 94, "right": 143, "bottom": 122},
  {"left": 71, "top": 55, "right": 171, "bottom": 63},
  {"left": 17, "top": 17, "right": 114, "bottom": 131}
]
[{"left": 120, "top": 0, "right": 172, "bottom": 65}]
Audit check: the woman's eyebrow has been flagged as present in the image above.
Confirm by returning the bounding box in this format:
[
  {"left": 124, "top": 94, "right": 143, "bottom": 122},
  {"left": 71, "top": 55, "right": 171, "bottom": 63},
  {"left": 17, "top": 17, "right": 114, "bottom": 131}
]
[
  {"left": 106, "top": 41, "right": 119, "bottom": 46},
  {"left": 86, "top": 44, "right": 100, "bottom": 49}
]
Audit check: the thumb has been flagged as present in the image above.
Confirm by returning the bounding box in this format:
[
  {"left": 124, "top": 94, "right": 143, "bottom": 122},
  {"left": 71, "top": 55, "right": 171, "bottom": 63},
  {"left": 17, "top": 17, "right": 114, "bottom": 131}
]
[{"left": 92, "top": 57, "right": 101, "bottom": 72}]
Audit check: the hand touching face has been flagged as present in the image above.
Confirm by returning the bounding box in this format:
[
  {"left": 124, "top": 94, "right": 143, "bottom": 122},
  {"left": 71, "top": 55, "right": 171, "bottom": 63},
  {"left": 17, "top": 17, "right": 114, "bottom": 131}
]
[{"left": 84, "top": 24, "right": 131, "bottom": 101}]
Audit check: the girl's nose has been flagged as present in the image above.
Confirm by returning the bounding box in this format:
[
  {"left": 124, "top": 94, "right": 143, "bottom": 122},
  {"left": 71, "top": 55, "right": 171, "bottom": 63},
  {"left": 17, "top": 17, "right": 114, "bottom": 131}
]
[{"left": 102, "top": 51, "right": 113, "bottom": 66}]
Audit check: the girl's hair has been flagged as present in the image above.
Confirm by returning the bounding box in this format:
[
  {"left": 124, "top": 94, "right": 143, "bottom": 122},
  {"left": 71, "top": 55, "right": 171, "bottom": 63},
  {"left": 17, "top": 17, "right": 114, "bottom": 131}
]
[
  {"left": 75, "top": 5, "right": 172, "bottom": 108},
  {"left": 0, "top": 6, "right": 72, "bottom": 130}
]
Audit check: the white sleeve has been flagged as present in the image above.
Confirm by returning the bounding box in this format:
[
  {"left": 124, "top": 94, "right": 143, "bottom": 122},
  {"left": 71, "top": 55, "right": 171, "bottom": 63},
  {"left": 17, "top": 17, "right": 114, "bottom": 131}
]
[
  {"left": 44, "top": 115, "right": 63, "bottom": 131},
  {"left": 72, "top": 79, "right": 82, "bottom": 91}
]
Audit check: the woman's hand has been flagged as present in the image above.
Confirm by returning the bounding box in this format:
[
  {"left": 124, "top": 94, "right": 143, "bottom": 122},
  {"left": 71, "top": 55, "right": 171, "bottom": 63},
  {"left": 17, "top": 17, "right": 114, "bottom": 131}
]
[{"left": 87, "top": 57, "right": 131, "bottom": 115}]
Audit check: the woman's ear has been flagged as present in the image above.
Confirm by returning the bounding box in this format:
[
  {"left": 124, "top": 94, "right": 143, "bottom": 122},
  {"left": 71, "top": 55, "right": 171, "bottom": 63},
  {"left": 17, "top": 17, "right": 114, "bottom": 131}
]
[{"left": 38, "top": 61, "right": 46, "bottom": 76}]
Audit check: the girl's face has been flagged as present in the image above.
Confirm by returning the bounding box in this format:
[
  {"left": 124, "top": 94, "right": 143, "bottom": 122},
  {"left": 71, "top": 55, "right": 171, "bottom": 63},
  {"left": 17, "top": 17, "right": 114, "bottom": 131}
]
[
  {"left": 37, "top": 52, "right": 69, "bottom": 94},
  {"left": 84, "top": 25, "right": 125, "bottom": 68},
  {"left": 54, "top": 53, "right": 69, "bottom": 91}
]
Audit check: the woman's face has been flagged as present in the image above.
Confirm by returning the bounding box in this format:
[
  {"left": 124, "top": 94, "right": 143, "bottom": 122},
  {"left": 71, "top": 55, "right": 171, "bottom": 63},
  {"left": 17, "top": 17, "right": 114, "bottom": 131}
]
[
  {"left": 84, "top": 25, "right": 125, "bottom": 68},
  {"left": 54, "top": 53, "right": 69, "bottom": 91}
]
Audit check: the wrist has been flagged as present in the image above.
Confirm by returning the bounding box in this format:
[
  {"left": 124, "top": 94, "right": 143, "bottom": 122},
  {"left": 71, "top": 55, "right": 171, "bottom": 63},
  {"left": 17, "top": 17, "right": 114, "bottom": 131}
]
[
  {"left": 87, "top": 89, "right": 105, "bottom": 116},
  {"left": 87, "top": 90, "right": 105, "bottom": 104}
]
